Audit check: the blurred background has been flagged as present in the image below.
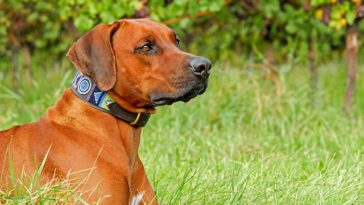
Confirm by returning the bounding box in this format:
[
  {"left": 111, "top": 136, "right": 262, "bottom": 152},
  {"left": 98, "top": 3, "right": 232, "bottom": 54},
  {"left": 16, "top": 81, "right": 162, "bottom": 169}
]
[{"left": 0, "top": 0, "right": 363, "bottom": 204}]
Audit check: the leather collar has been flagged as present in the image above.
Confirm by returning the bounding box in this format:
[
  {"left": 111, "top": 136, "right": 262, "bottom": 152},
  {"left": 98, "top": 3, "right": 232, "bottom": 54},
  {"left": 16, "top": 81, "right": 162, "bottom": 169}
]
[{"left": 71, "top": 72, "right": 150, "bottom": 127}]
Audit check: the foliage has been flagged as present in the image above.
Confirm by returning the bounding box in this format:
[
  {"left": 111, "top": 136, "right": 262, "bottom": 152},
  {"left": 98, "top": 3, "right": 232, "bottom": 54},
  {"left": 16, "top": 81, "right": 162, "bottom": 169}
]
[
  {"left": 1, "top": 0, "right": 364, "bottom": 69},
  {"left": 312, "top": 0, "right": 361, "bottom": 29},
  {"left": 1, "top": 0, "right": 141, "bottom": 57}
]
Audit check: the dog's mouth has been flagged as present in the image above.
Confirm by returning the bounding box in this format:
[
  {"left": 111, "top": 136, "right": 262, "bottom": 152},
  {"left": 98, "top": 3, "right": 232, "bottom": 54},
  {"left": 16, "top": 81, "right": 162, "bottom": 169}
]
[{"left": 151, "top": 82, "right": 208, "bottom": 106}]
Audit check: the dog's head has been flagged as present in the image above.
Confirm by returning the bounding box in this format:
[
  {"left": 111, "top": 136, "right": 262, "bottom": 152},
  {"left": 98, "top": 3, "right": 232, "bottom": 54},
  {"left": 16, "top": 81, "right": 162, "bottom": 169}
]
[{"left": 67, "top": 18, "right": 211, "bottom": 112}]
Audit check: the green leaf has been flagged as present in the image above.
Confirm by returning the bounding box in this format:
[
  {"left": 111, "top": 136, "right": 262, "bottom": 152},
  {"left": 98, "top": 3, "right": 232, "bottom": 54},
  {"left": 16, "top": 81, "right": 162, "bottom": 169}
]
[
  {"left": 346, "top": 9, "right": 356, "bottom": 25},
  {"left": 74, "top": 15, "right": 94, "bottom": 31}
]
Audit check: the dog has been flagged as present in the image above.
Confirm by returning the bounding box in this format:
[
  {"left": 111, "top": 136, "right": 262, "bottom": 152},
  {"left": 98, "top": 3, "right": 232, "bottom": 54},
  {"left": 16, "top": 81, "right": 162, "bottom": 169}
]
[{"left": 0, "top": 18, "right": 211, "bottom": 204}]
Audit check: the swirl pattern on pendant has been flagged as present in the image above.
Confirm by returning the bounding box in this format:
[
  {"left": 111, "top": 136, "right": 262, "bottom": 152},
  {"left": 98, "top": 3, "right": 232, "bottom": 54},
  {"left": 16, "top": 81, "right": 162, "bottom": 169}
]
[{"left": 78, "top": 76, "right": 92, "bottom": 95}]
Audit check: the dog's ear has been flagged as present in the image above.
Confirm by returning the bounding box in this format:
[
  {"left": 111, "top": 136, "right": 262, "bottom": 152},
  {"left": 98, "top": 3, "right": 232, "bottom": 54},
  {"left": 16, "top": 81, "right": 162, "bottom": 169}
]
[{"left": 67, "top": 21, "right": 120, "bottom": 91}]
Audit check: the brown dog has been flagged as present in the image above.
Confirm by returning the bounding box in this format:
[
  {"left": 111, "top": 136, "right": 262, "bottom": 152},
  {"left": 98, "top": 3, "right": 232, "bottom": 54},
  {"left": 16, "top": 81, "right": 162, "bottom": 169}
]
[{"left": 0, "top": 19, "right": 211, "bottom": 204}]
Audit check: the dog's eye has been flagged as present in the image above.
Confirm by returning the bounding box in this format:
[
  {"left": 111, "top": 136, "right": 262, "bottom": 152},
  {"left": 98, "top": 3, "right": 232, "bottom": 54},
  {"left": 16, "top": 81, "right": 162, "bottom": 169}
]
[
  {"left": 135, "top": 42, "right": 158, "bottom": 55},
  {"left": 141, "top": 43, "right": 153, "bottom": 52},
  {"left": 176, "top": 37, "right": 181, "bottom": 47}
]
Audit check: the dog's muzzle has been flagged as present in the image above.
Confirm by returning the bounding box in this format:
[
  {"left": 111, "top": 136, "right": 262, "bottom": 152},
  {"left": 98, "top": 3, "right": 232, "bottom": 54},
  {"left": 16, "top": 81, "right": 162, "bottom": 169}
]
[
  {"left": 189, "top": 56, "right": 212, "bottom": 79},
  {"left": 151, "top": 56, "right": 212, "bottom": 106}
]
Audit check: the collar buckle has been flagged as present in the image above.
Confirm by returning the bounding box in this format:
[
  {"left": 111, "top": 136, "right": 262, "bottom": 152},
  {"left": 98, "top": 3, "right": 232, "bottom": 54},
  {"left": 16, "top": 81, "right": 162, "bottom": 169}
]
[{"left": 130, "top": 113, "right": 141, "bottom": 126}]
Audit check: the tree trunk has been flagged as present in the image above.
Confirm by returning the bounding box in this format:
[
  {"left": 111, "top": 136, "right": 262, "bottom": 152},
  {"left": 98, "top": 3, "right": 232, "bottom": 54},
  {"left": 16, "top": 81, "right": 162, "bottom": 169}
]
[
  {"left": 134, "top": 0, "right": 149, "bottom": 18},
  {"left": 308, "top": 34, "right": 318, "bottom": 106},
  {"left": 344, "top": 24, "right": 358, "bottom": 114},
  {"left": 264, "top": 43, "right": 281, "bottom": 104},
  {"left": 22, "top": 45, "right": 32, "bottom": 81},
  {"left": 11, "top": 46, "right": 19, "bottom": 90}
]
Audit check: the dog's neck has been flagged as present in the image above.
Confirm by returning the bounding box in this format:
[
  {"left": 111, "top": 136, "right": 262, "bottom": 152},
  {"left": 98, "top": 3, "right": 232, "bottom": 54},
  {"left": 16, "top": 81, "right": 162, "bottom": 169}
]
[
  {"left": 71, "top": 72, "right": 150, "bottom": 127},
  {"left": 47, "top": 89, "right": 143, "bottom": 157}
]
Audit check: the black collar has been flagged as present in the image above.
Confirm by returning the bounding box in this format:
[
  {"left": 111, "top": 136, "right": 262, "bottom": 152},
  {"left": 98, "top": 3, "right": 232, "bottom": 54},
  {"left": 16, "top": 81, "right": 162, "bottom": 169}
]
[{"left": 71, "top": 72, "right": 150, "bottom": 127}]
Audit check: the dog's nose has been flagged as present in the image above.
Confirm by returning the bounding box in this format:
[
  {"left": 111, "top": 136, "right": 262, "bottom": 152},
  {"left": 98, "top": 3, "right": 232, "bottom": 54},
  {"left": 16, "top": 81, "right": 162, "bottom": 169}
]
[{"left": 189, "top": 56, "right": 212, "bottom": 77}]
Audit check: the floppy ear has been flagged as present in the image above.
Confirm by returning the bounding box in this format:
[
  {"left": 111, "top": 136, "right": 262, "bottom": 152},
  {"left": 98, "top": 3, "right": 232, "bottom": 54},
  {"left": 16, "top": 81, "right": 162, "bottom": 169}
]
[{"left": 67, "top": 21, "right": 120, "bottom": 91}]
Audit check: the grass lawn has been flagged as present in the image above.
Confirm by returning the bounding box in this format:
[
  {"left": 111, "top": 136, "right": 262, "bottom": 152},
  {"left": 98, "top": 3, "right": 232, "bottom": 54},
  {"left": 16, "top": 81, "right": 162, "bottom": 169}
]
[{"left": 0, "top": 61, "right": 363, "bottom": 204}]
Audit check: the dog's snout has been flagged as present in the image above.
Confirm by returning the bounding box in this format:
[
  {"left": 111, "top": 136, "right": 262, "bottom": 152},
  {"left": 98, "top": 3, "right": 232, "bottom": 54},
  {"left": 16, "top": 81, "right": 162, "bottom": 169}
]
[{"left": 189, "top": 56, "right": 212, "bottom": 77}]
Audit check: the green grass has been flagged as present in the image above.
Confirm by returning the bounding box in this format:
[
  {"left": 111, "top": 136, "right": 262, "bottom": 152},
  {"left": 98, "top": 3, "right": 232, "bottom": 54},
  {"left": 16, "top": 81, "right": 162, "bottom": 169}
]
[{"left": 0, "top": 61, "right": 363, "bottom": 204}]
